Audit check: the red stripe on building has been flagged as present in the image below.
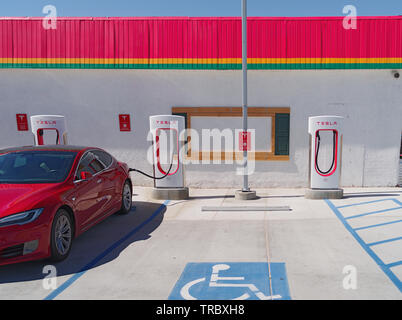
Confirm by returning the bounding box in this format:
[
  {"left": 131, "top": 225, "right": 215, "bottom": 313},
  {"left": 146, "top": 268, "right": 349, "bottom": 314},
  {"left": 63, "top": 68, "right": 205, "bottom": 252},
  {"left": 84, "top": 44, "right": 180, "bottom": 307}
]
[{"left": 0, "top": 17, "right": 401, "bottom": 68}]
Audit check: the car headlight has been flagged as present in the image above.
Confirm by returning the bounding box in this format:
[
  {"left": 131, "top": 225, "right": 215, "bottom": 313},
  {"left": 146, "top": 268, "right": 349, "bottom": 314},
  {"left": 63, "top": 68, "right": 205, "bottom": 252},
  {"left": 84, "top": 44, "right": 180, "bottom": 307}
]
[{"left": 0, "top": 208, "right": 44, "bottom": 227}]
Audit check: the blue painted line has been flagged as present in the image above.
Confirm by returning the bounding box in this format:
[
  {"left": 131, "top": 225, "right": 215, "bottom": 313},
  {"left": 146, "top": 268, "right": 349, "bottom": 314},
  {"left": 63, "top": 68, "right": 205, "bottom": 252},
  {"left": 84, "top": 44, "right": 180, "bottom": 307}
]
[
  {"left": 387, "top": 261, "right": 402, "bottom": 268},
  {"left": 345, "top": 206, "right": 402, "bottom": 220},
  {"left": 325, "top": 199, "right": 401, "bottom": 293},
  {"left": 367, "top": 236, "right": 402, "bottom": 247},
  {"left": 354, "top": 219, "right": 402, "bottom": 231},
  {"left": 44, "top": 200, "right": 170, "bottom": 300},
  {"left": 336, "top": 199, "right": 395, "bottom": 209},
  {"left": 393, "top": 199, "right": 402, "bottom": 206}
]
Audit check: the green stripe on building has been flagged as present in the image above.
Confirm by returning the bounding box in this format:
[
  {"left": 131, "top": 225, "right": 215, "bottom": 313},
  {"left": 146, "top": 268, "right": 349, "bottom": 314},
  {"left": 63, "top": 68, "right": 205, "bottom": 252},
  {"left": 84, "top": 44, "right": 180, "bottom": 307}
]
[{"left": 0, "top": 63, "right": 401, "bottom": 70}]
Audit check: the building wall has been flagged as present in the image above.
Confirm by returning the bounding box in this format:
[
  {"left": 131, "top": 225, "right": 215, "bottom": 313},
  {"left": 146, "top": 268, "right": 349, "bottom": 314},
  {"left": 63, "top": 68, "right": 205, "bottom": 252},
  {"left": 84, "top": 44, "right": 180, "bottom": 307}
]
[{"left": 0, "top": 68, "right": 401, "bottom": 188}]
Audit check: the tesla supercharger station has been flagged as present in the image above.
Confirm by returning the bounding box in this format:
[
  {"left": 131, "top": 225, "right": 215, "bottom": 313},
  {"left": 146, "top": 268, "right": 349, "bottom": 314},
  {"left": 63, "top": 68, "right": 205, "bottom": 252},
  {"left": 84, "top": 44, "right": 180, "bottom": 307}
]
[
  {"left": 30, "top": 115, "right": 68, "bottom": 146},
  {"left": 149, "top": 115, "right": 189, "bottom": 200},
  {"left": 305, "top": 115, "right": 344, "bottom": 199}
]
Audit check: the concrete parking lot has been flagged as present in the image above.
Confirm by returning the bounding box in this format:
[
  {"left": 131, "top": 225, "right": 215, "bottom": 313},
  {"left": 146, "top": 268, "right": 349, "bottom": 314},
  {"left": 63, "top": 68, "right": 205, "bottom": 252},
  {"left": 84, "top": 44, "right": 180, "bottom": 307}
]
[{"left": 0, "top": 187, "right": 401, "bottom": 300}]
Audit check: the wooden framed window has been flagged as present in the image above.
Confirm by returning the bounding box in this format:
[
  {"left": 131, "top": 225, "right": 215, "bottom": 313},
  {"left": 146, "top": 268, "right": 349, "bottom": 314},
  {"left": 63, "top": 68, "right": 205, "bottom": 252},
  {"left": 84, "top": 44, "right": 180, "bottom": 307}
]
[{"left": 172, "top": 107, "right": 290, "bottom": 161}]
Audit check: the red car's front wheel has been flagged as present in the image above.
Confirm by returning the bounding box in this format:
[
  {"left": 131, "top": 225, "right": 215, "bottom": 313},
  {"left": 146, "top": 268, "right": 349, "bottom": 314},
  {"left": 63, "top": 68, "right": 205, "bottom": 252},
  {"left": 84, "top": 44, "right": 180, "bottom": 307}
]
[{"left": 49, "top": 209, "right": 73, "bottom": 262}]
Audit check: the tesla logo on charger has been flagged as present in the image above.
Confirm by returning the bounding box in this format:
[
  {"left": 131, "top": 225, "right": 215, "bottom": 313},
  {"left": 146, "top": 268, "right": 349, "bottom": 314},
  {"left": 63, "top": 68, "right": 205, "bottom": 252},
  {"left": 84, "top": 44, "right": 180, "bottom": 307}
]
[
  {"left": 119, "top": 114, "right": 131, "bottom": 132},
  {"left": 16, "top": 114, "right": 29, "bottom": 131},
  {"left": 316, "top": 121, "right": 338, "bottom": 126},
  {"left": 36, "top": 120, "right": 57, "bottom": 125},
  {"left": 156, "top": 120, "right": 178, "bottom": 125}
]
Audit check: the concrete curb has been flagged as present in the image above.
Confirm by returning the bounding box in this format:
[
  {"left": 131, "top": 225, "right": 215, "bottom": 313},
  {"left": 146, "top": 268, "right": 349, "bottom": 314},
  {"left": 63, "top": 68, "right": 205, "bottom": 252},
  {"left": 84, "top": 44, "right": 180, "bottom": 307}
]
[
  {"left": 150, "top": 187, "right": 189, "bottom": 200},
  {"left": 305, "top": 188, "right": 344, "bottom": 200},
  {"left": 235, "top": 190, "right": 258, "bottom": 200}
]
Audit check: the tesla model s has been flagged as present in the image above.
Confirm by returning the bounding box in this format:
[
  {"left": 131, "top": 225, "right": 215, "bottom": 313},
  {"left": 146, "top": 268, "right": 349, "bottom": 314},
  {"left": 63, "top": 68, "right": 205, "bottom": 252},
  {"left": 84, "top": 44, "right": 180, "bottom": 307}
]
[{"left": 0, "top": 145, "right": 132, "bottom": 265}]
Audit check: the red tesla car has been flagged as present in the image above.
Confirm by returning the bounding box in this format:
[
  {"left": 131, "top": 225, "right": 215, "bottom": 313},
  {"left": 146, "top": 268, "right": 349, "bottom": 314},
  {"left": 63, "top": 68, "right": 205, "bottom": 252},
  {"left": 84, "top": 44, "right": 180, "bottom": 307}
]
[{"left": 0, "top": 145, "right": 133, "bottom": 266}]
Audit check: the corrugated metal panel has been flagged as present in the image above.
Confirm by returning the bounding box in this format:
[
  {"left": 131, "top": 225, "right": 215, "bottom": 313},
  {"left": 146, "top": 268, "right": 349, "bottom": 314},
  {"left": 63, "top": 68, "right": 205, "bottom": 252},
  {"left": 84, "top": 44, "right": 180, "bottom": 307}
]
[{"left": 0, "top": 16, "right": 401, "bottom": 69}]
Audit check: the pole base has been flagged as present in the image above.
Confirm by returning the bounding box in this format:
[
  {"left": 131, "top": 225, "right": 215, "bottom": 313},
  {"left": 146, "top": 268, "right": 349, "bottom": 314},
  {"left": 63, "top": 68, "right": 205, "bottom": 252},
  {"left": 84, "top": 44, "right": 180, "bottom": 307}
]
[
  {"left": 151, "top": 187, "right": 189, "bottom": 200},
  {"left": 305, "top": 188, "right": 343, "bottom": 200},
  {"left": 235, "top": 190, "right": 257, "bottom": 200}
]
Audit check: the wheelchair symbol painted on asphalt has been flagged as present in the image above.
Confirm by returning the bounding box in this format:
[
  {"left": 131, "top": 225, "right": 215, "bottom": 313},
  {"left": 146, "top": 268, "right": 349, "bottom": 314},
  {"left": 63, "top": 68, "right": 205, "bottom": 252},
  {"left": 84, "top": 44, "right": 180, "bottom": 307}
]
[{"left": 169, "top": 262, "right": 291, "bottom": 300}]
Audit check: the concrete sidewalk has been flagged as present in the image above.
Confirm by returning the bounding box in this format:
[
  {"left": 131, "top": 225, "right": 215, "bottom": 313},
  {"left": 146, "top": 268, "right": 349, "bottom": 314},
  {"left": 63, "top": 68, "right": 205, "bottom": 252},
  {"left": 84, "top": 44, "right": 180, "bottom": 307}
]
[{"left": 0, "top": 187, "right": 401, "bottom": 300}]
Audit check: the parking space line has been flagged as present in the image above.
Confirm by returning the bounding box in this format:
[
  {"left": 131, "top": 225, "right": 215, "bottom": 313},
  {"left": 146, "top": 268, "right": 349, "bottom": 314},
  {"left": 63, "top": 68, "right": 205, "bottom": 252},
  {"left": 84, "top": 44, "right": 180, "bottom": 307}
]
[
  {"left": 367, "top": 236, "right": 402, "bottom": 247},
  {"left": 325, "top": 199, "right": 402, "bottom": 293},
  {"left": 337, "top": 199, "right": 395, "bottom": 209},
  {"left": 345, "top": 207, "right": 402, "bottom": 220},
  {"left": 393, "top": 199, "right": 402, "bottom": 206},
  {"left": 44, "top": 200, "right": 170, "bottom": 300},
  {"left": 354, "top": 219, "right": 402, "bottom": 231},
  {"left": 387, "top": 261, "right": 402, "bottom": 268}
]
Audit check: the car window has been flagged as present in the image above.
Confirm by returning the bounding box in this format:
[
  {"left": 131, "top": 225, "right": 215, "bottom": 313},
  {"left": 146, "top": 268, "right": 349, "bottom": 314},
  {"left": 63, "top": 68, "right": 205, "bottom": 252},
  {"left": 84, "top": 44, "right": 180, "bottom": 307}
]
[
  {"left": 75, "top": 162, "right": 94, "bottom": 180},
  {"left": 75, "top": 151, "right": 105, "bottom": 180},
  {"left": 0, "top": 151, "right": 77, "bottom": 184},
  {"left": 14, "top": 155, "right": 27, "bottom": 168},
  {"left": 92, "top": 150, "right": 113, "bottom": 168},
  {"left": 89, "top": 158, "right": 104, "bottom": 173}
]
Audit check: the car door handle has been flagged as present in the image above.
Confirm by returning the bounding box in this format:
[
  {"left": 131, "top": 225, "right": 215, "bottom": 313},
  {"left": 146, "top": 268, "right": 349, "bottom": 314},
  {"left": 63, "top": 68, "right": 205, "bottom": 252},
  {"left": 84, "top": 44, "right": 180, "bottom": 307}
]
[{"left": 97, "top": 179, "right": 102, "bottom": 184}]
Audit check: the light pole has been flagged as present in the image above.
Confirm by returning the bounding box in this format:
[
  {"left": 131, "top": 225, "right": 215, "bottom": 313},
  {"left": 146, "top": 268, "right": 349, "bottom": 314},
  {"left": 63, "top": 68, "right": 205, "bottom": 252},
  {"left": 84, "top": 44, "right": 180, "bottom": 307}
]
[
  {"left": 242, "top": 0, "right": 249, "bottom": 192},
  {"left": 236, "top": 0, "right": 257, "bottom": 200}
]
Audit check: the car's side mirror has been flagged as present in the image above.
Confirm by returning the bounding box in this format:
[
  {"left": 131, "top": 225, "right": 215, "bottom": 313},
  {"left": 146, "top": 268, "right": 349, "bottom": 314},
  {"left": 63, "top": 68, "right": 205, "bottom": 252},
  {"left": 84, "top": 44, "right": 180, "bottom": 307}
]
[{"left": 80, "top": 171, "right": 93, "bottom": 181}]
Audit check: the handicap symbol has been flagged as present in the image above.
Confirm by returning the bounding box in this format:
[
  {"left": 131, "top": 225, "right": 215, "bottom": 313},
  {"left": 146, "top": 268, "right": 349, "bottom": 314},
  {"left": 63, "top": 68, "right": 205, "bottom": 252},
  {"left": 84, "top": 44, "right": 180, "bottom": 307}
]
[{"left": 179, "top": 264, "right": 282, "bottom": 300}]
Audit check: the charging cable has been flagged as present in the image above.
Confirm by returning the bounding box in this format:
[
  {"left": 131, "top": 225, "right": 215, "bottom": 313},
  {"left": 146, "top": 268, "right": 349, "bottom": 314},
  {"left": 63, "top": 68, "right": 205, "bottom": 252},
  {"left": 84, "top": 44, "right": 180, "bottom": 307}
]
[
  {"left": 315, "top": 131, "right": 336, "bottom": 175},
  {"left": 129, "top": 155, "right": 174, "bottom": 180}
]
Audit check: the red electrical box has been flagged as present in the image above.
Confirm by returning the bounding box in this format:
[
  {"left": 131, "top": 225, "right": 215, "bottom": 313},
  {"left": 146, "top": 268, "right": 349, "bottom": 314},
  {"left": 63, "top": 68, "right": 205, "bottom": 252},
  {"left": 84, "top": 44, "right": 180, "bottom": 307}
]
[
  {"left": 16, "top": 114, "right": 29, "bottom": 131},
  {"left": 239, "top": 131, "right": 251, "bottom": 151},
  {"left": 119, "top": 114, "right": 131, "bottom": 132}
]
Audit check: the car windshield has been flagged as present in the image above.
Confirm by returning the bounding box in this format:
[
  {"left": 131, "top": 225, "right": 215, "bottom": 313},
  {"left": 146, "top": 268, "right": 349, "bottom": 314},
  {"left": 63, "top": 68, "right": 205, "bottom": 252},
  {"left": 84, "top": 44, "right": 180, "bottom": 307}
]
[{"left": 0, "top": 151, "right": 77, "bottom": 184}]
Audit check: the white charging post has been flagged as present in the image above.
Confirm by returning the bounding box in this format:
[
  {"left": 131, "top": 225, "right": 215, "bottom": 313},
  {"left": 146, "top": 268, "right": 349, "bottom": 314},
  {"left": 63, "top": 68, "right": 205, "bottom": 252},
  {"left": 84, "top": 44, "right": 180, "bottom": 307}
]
[
  {"left": 30, "top": 115, "right": 68, "bottom": 146},
  {"left": 149, "top": 115, "right": 189, "bottom": 200},
  {"left": 305, "top": 115, "right": 344, "bottom": 199}
]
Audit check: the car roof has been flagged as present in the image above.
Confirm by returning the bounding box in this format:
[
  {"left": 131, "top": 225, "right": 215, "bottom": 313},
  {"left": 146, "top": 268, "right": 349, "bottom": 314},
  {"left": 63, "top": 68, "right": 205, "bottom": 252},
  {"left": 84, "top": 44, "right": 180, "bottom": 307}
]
[{"left": 0, "top": 145, "right": 91, "bottom": 154}]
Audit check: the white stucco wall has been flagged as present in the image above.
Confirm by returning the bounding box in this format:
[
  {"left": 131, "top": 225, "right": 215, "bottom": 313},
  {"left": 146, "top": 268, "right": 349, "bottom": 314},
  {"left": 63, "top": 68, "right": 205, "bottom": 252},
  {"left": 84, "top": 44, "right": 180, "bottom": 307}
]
[{"left": 0, "top": 69, "right": 400, "bottom": 188}]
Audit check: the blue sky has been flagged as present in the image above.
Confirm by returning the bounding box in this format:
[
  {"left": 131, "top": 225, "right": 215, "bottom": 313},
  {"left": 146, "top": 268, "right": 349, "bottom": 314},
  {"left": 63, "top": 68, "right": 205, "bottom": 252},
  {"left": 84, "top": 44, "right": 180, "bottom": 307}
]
[{"left": 1, "top": 0, "right": 401, "bottom": 17}]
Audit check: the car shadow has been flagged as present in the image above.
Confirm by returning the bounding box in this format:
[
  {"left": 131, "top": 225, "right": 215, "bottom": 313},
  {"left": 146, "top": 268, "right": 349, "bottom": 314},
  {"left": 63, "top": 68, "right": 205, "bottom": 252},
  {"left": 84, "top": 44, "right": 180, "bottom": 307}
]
[{"left": 0, "top": 201, "right": 166, "bottom": 284}]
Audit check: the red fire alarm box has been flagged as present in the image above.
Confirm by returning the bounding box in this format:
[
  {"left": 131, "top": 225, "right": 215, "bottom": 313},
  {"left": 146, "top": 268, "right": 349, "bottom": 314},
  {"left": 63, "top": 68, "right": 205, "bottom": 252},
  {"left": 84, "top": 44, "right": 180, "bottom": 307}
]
[
  {"left": 119, "top": 114, "right": 131, "bottom": 132},
  {"left": 16, "top": 114, "right": 29, "bottom": 131},
  {"left": 239, "top": 131, "right": 251, "bottom": 151}
]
